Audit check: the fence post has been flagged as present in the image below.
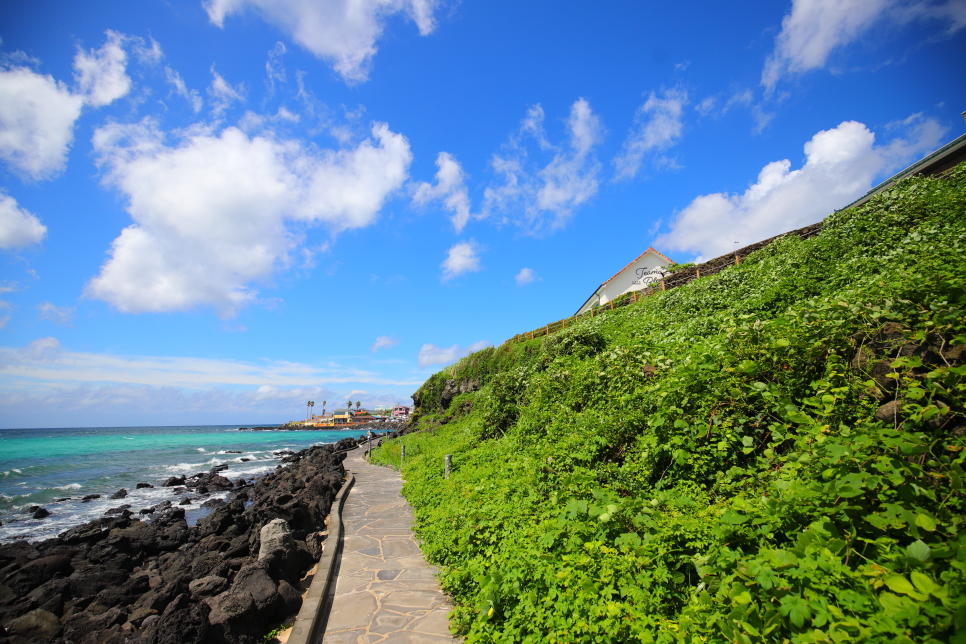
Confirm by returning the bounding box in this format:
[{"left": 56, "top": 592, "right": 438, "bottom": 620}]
[
  {"left": 444, "top": 454, "right": 452, "bottom": 479},
  {"left": 400, "top": 445, "right": 405, "bottom": 470},
  {"left": 736, "top": 255, "right": 741, "bottom": 265},
  {"left": 696, "top": 268, "right": 700, "bottom": 279},
  {"left": 661, "top": 279, "right": 666, "bottom": 291}
]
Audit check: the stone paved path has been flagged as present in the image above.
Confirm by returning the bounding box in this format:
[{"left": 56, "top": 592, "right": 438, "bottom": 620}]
[{"left": 321, "top": 445, "right": 459, "bottom": 644}]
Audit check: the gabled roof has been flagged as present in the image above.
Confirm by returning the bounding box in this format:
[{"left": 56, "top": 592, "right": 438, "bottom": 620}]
[
  {"left": 574, "top": 247, "right": 675, "bottom": 315},
  {"left": 601, "top": 247, "right": 674, "bottom": 287}
]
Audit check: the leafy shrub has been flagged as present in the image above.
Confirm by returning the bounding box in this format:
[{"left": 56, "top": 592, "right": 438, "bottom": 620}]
[{"left": 374, "top": 164, "right": 966, "bottom": 643}]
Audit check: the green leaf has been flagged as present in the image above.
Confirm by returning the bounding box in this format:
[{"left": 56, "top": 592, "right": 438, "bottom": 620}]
[
  {"left": 721, "top": 510, "right": 749, "bottom": 524},
  {"left": 884, "top": 575, "right": 927, "bottom": 600},
  {"left": 738, "top": 360, "right": 758, "bottom": 374},
  {"left": 905, "top": 540, "right": 932, "bottom": 563},
  {"left": 752, "top": 382, "right": 768, "bottom": 391},
  {"left": 910, "top": 571, "right": 939, "bottom": 595},
  {"left": 915, "top": 513, "right": 937, "bottom": 532}
]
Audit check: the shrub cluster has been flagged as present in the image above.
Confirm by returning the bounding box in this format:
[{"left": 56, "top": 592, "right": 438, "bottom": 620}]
[{"left": 373, "top": 164, "right": 966, "bottom": 643}]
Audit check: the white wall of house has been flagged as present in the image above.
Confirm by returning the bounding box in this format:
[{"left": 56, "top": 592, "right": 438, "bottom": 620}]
[{"left": 576, "top": 248, "right": 672, "bottom": 314}]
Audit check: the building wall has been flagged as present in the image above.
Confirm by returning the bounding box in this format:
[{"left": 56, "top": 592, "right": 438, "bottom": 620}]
[{"left": 576, "top": 251, "right": 670, "bottom": 314}]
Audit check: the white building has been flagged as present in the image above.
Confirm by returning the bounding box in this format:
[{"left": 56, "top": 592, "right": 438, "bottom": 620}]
[{"left": 575, "top": 247, "right": 674, "bottom": 315}]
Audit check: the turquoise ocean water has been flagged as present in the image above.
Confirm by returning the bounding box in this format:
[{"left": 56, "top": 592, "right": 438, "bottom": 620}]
[{"left": 0, "top": 424, "right": 364, "bottom": 543}]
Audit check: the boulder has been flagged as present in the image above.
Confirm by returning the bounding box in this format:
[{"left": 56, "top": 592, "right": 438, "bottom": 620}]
[
  {"left": 276, "top": 579, "right": 302, "bottom": 617},
  {"left": 204, "top": 591, "right": 259, "bottom": 644},
  {"left": 136, "top": 482, "right": 154, "bottom": 489},
  {"left": 7, "top": 555, "right": 72, "bottom": 595},
  {"left": 82, "top": 494, "right": 101, "bottom": 502},
  {"left": 110, "top": 488, "right": 128, "bottom": 500},
  {"left": 188, "top": 575, "right": 228, "bottom": 598},
  {"left": 162, "top": 476, "right": 185, "bottom": 487},
  {"left": 257, "top": 519, "right": 294, "bottom": 560},
  {"left": 32, "top": 507, "right": 51, "bottom": 519},
  {"left": 230, "top": 561, "right": 279, "bottom": 616},
  {"left": 62, "top": 606, "right": 125, "bottom": 642},
  {"left": 875, "top": 400, "right": 901, "bottom": 424},
  {"left": 5, "top": 608, "right": 62, "bottom": 639}
]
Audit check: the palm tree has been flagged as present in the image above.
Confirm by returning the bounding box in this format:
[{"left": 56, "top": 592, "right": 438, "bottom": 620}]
[
  {"left": 355, "top": 401, "right": 361, "bottom": 411},
  {"left": 322, "top": 400, "right": 327, "bottom": 415},
  {"left": 307, "top": 400, "right": 314, "bottom": 420}
]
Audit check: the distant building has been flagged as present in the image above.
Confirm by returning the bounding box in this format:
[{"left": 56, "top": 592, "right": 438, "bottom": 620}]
[
  {"left": 575, "top": 247, "right": 674, "bottom": 315},
  {"left": 392, "top": 405, "right": 410, "bottom": 419}
]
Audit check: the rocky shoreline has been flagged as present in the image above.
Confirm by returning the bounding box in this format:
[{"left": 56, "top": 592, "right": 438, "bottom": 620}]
[{"left": 0, "top": 433, "right": 384, "bottom": 644}]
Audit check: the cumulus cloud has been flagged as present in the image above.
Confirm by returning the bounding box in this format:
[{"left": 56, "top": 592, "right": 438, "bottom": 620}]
[
  {"left": 37, "top": 302, "right": 75, "bottom": 326},
  {"left": 417, "top": 340, "right": 491, "bottom": 369},
  {"left": 413, "top": 151, "right": 472, "bottom": 232},
  {"left": 763, "top": 0, "right": 966, "bottom": 91},
  {"left": 87, "top": 118, "right": 412, "bottom": 316},
  {"left": 515, "top": 267, "right": 538, "bottom": 286},
  {"left": 0, "top": 67, "right": 84, "bottom": 180},
  {"left": 73, "top": 30, "right": 131, "bottom": 107},
  {"left": 0, "top": 32, "right": 131, "bottom": 180},
  {"left": 440, "top": 241, "right": 480, "bottom": 281},
  {"left": 656, "top": 116, "right": 946, "bottom": 260},
  {"left": 204, "top": 0, "right": 439, "bottom": 84},
  {"left": 0, "top": 193, "right": 47, "bottom": 249},
  {"left": 484, "top": 98, "right": 603, "bottom": 233},
  {"left": 371, "top": 335, "right": 399, "bottom": 353},
  {"left": 613, "top": 88, "right": 687, "bottom": 181}
]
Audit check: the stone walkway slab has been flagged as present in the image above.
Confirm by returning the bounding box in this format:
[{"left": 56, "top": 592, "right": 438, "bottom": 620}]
[{"left": 321, "top": 446, "right": 459, "bottom": 644}]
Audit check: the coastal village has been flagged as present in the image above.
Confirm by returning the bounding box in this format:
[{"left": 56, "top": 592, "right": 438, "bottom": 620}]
[{"left": 283, "top": 402, "right": 410, "bottom": 429}]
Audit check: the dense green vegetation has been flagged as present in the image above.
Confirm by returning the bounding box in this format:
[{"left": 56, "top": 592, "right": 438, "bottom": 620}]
[{"left": 372, "top": 165, "right": 966, "bottom": 643}]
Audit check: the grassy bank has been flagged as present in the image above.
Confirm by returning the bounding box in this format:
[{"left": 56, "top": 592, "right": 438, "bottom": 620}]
[{"left": 372, "top": 164, "right": 966, "bottom": 643}]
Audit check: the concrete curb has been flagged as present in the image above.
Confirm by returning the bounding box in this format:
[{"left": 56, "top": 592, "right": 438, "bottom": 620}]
[{"left": 286, "top": 469, "right": 355, "bottom": 644}]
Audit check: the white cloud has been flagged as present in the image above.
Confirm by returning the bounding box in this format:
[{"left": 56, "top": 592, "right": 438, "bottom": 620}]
[
  {"left": 0, "top": 32, "right": 131, "bottom": 180},
  {"left": 515, "top": 267, "right": 538, "bottom": 286},
  {"left": 0, "top": 192, "right": 47, "bottom": 249},
  {"left": 0, "top": 283, "right": 14, "bottom": 330},
  {"left": 165, "top": 66, "right": 203, "bottom": 112},
  {"left": 204, "top": 0, "right": 439, "bottom": 84},
  {"left": 0, "top": 336, "right": 420, "bottom": 388},
  {"left": 0, "top": 67, "right": 84, "bottom": 180},
  {"left": 656, "top": 116, "right": 946, "bottom": 260},
  {"left": 762, "top": 0, "right": 966, "bottom": 91},
  {"left": 371, "top": 335, "right": 399, "bottom": 353},
  {"left": 484, "top": 98, "right": 603, "bottom": 233},
  {"left": 132, "top": 37, "right": 164, "bottom": 65},
  {"left": 440, "top": 241, "right": 480, "bottom": 281},
  {"left": 613, "top": 88, "right": 687, "bottom": 181},
  {"left": 37, "top": 302, "right": 75, "bottom": 326},
  {"left": 413, "top": 151, "right": 472, "bottom": 232},
  {"left": 0, "top": 381, "right": 413, "bottom": 428},
  {"left": 87, "top": 118, "right": 411, "bottom": 316},
  {"left": 417, "top": 340, "right": 491, "bottom": 369},
  {"left": 208, "top": 66, "right": 245, "bottom": 116},
  {"left": 73, "top": 30, "right": 131, "bottom": 107},
  {"left": 265, "top": 42, "right": 288, "bottom": 96}
]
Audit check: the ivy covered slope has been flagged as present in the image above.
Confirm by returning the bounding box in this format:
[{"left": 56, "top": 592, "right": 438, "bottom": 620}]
[{"left": 372, "top": 165, "right": 966, "bottom": 644}]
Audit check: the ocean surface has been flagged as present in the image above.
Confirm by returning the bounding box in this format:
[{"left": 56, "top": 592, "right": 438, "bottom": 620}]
[{"left": 0, "top": 424, "right": 364, "bottom": 544}]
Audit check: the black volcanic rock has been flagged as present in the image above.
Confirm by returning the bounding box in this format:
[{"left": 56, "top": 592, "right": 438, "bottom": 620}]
[{"left": 0, "top": 440, "right": 349, "bottom": 644}]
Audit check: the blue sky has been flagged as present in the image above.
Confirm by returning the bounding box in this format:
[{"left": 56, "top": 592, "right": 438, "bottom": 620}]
[{"left": 1, "top": 0, "right": 964, "bottom": 428}]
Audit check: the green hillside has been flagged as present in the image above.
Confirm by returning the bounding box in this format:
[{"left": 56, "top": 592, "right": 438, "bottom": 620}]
[{"left": 372, "top": 164, "right": 966, "bottom": 644}]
